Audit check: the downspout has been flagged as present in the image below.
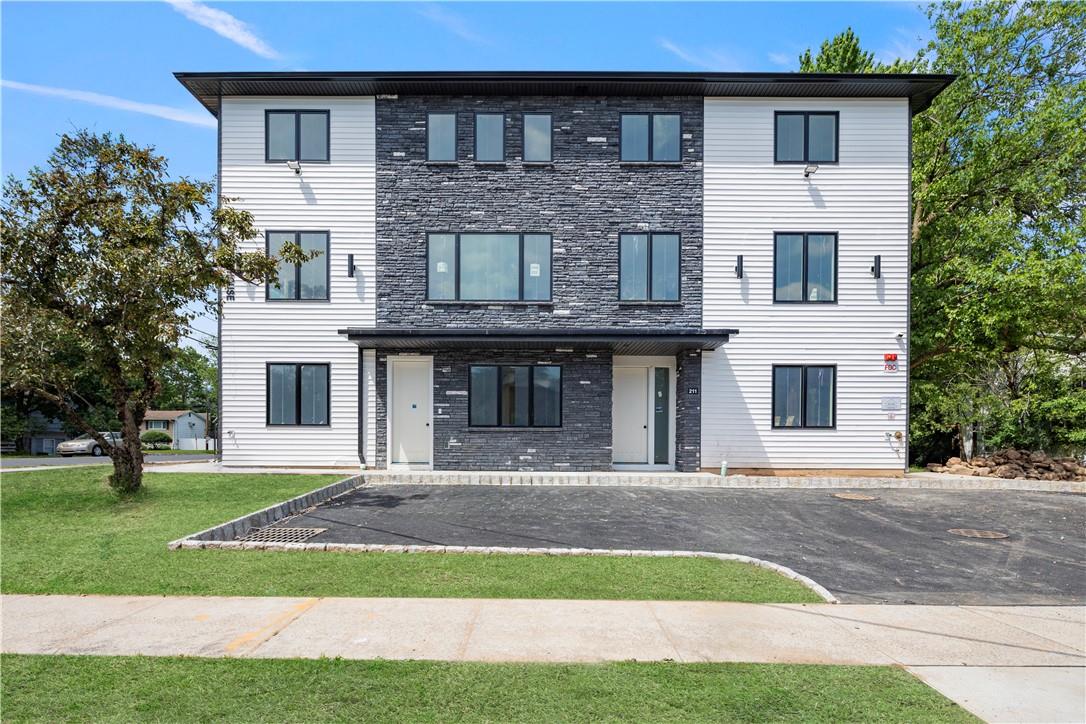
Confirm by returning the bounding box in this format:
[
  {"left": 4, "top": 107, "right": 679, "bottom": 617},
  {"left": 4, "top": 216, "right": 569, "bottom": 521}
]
[
  {"left": 215, "top": 83, "right": 224, "bottom": 462},
  {"left": 905, "top": 103, "right": 913, "bottom": 473}
]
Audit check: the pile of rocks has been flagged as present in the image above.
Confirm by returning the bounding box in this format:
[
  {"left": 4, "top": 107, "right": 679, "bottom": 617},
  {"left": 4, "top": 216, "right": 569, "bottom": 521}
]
[{"left": 926, "top": 449, "right": 1086, "bottom": 481}]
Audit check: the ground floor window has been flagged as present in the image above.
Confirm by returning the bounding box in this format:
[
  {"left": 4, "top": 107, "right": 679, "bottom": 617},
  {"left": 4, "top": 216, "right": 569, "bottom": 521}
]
[
  {"left": 146, "top": 420, "right": 168, "bottom": 430},
  {"left": 469, "top": 365, "right": 561, "bottom": 427},
  {"left": 772, "top": 365, "right": 835, "bottom": 429},
  {"left": 267, "top": 363, "right": 330, "bottom": 426}
]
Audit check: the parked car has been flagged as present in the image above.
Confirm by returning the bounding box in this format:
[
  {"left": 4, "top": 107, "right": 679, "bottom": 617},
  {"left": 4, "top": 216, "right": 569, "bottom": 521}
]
[{"left": 56, "top": 432, "right": 121, "bottom": 457}]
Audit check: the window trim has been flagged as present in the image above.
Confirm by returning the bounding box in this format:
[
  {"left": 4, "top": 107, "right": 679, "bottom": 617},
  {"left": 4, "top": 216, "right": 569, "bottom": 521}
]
[
  {"left": 265, "top": 362, "right": 332, "bottom": 427},
  {"left": 619, "top": 112, "right": 683, "bottom": 163},
  {"left": 468, "top": 364, "right": 563, "bottom": 428},
  {"left": 473, "top": 112, "right": 506, "bottom": 163},
  {"left": 426, "top": 232, "right": 553, "bottom": 302},
  {"left": 772, "top": 231, "right": 838, "bottom": 304},
  {"left": 618, "top": 231, "right": 682, "bottom": 302},
  {"left": 773, "top": 110, "right": 839, "bottom": 165},
  {"left": 265, "top": 230, "right": 331, "bottom": 302},
  {"left": 771, "top": 364, "right": 837, "bottom": 430},
  {"left": 426, "top": 112, "right": 458, "bottom": 162},
  {"left": 521, "top": 112, "right": 553, "bottom": 163},
  {"left": 264, "top": 110, "right": 330, "bottom": 164}
]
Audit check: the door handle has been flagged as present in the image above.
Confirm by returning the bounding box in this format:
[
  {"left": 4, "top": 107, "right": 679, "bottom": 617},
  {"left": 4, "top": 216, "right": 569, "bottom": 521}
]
[{"left": 643, "top": 425, "right": 648, "bottom": 429}]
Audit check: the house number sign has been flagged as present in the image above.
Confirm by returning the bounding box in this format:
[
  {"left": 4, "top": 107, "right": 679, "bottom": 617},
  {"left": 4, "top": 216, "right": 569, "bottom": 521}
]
[{"left": 687, "top": 387, "right": 699, "bottom": 395}]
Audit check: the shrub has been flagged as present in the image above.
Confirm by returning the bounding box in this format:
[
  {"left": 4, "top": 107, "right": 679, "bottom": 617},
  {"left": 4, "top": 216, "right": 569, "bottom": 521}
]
[{"left": 140, "top": 430, "right": 172, "bottom": 450}]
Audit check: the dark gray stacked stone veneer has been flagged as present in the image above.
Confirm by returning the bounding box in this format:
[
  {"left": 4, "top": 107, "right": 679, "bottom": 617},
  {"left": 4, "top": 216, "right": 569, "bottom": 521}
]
[
  {"left": 371, "top": 93, "right": 705, "bottom": 471},
  {"left": 375, "top": 94, "right": 703, "bottom": 329},
  {"left": 374, "top": 350, "right": 612, "bottom": 471}
]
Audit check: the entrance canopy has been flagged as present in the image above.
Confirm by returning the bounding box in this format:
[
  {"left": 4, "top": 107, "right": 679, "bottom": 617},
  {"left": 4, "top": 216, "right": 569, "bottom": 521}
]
[{"left": 338, "top": 327, "right": 737, "bottom": 355}]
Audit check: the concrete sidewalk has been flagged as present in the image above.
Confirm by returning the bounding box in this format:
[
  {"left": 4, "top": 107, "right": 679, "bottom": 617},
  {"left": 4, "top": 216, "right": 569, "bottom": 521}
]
[{"left": 3, "top": 595, "right": 1083, "bottom": 721}]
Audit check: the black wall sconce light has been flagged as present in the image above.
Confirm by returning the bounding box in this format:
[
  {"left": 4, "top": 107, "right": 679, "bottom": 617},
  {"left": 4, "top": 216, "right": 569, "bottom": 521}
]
[
  {"left": 347, "top": 254, "right": 356, "bottom": 278},
  {"left": 735, "top": 255, "right": 744, "bottom": 279},
  {"left": 871, "top": 255, "right": 881, "bottom": 279}
]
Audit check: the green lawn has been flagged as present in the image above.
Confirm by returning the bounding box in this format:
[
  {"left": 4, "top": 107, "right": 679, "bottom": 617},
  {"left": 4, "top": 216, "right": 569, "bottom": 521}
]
[
  {"left": 0, "top": 655, "right": 976, "bottom": 723},
  {"left": 0, "top": 467, "right": 819, "bottom": 602}
]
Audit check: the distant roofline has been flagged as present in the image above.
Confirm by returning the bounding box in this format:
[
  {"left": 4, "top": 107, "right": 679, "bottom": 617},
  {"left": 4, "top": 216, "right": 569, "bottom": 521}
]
[{"left": 174, "top": 70, "right": 955, "bottom": 118}]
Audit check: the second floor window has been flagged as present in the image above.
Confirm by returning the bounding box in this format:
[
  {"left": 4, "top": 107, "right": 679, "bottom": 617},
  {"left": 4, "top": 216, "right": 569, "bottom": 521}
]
[
  {"left": 266, "top": 110, "right": 329, "bottom": 162},
  {"left": 428, "top": 113, "right": 457, "bottom": 161},
  {"left": 523, "top": 113, "right": 552, "bottom": 162},
  {"left": 428, "top": 233, "right": 551, "bottom": 302},
  {"left": 268, "top": 363, "right": 329, "bottom": 426},
  {"left": 267, "top": 231, "right": 329, "bottom": 301},
  {"left": 621, "top": 113, "right": 681, "bottom": 162},
  {"left": 774, "top": 232, "right": 836, "bottom": 303},
  {"left": 775, "top": 111, "right": 838, "bottom": 163},
  {"left": 475, "top": 113, "right": 505, "bottom": 162},
  {"left": 619, "top": 233, "right": 680, "bottom": 301}
]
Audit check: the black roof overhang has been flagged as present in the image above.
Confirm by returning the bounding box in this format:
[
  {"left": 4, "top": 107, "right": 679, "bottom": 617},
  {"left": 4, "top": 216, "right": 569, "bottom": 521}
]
[
  {"left": 175, "top": 71, "right": 955, "bottom": 118},
  {"left": 338, "top": 327, "right": 737, "bottom": 355}
]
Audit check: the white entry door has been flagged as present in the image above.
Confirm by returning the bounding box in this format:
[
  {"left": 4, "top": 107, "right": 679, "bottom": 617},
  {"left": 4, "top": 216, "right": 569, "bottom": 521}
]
[
  {"left": 613, "top": 366, "right": 649, "bottom": 464},
  {"left": 389, "top": 357, "right": 432, "bottom": 466}
]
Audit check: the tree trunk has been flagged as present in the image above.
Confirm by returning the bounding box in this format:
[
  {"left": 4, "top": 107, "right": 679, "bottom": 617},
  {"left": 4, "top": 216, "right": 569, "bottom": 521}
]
[{"left": 109, "top": 404, "right": 145, "bottom": 493}]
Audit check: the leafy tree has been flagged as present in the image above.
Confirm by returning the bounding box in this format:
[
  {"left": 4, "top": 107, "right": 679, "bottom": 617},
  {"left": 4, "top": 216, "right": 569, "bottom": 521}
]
[
  {"left": 799, "top": 27, "right": 914, "bottom": 73},
  {"left": 1, "top": 131, "right": 304, "bottom": 492},
  {"left": 801, "top": 3, "right": 1086, "bottom": 461},
  {"left": 154, "top": 345, "right": 216, "bottom": 421},
  {"left": 140, "top": 430, "right": 173, "bottom": 450}
]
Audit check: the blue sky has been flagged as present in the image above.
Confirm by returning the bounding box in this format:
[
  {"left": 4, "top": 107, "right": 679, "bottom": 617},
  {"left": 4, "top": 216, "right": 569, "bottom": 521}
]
[{"left": 1, "top": 1, "right": 930, "bottom": 342}]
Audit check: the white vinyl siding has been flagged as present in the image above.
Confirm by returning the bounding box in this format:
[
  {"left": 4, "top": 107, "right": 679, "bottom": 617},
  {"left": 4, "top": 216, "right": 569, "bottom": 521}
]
[
  {"left": 701, "top": 98, "right": 910, "bottom": 471},
  {"left": 219, "top": 96, "right": 375, "bottom": 467}
]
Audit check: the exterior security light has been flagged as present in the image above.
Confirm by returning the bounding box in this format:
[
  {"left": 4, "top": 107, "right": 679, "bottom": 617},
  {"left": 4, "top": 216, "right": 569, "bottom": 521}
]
[
  {"left": 803, "top": 163, "right": 819, "bottom": 178},
  {"left": 286, "top": 160, "right": 302, "bottom": 175}
]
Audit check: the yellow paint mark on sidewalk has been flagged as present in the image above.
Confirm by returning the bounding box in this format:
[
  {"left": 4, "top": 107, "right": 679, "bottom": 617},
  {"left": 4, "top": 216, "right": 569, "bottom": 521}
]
[{"left": 225, "top": 598, "right": 320, "bottom": 656}]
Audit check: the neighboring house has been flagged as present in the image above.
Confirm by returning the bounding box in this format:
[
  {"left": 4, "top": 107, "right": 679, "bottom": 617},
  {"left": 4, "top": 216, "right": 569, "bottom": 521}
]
[
  {"left": 23, "top": 412, "right": 69, "bottom": 456},
  {"left": 176, "top": 71, "right": 952, "bottom": 473},
  {"left": 143, "top": 410, "right": 208, "bottom": 450}
]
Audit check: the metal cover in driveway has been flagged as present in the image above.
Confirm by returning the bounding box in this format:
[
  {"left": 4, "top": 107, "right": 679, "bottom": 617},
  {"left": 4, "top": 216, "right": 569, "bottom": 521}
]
[{"left": 239, "top": 527, "right": 327, "bottom": 544}]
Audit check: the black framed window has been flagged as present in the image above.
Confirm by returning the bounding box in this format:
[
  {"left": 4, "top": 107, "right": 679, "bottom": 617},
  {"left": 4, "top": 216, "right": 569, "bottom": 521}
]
[
  {"left": 619, "top": 232, "right": 680, "bottom": 301},
  {"left": 620, "top": 113, "right": 681, "bottom": 162},
  {"left": 774, "top": 111, "right": 838, "bottom": 163},
  {"left": 469, "top": 365, "right": 562, "bottom": 427},
  {"left": 427, "top": 233, "right": 551, "bottom": 302},
  {"left": 265, "top": 110, "right": 329, "bottom": 162},
  {"left": 268, "top": 363, "right": 330, "bottom": 426},
  {"left": 523, "top": 113, "right": 552, "bottom": 162},
  {"left": 475, "top": 113, "right": 505, "bottom": 162},
  {"left": 266, "top": 231, "right": 329, "bottom": 301},
  {"left": 774, "top": 232, "right": 836, "bottom": 303},
  {"left": 427, "top": 112, "right": 457, "bottom": 161},
  {"left": 772, "top": 365, "right": 835, "bottom": 429}
]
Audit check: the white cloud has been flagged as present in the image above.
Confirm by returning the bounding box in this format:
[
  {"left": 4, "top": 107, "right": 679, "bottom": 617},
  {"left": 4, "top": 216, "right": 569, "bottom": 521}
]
[
  {"left": 1, "top": 80, "right": 216, "bottom": 128},
  {"left": 768, "top": 51, "right": 795, "bottom": 69},
  {"left": 166, "top": 0, "right": 281, "bottom": 60},
  {"left": 658, "top": 38, "right": 741, "bottom": 71},
  {"left": 877, "top": 27, "right": 925, "bottom": 66},
  {"left": 414, "top": 3, "right": 487, "bottom": 45}
]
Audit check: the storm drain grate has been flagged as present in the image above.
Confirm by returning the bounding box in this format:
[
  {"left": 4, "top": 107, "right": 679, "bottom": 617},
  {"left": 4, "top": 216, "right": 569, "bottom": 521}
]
[
  {"left": 238, "top": 527, "right": 327, "bottom": 544},
  {"left": 833, "top": 493, "right": 878, "bottom": 501},
  {"left": 948, "top": 528, "right": 1010, "bottom": 540}
]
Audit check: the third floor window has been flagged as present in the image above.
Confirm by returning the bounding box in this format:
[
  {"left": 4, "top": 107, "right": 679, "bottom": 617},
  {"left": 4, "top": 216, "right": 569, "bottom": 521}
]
[
  {"left": 621, "top": 113, "right": 681, "bottom": 162},
  {"left": 475, "top": 113, "right": 505, "bottom": 162},
  {"left": 775, "top": 111, "right": 838, "bottom": 164},
  {"left": 266, "top": 110, "right": 329, "bottom": 162}
]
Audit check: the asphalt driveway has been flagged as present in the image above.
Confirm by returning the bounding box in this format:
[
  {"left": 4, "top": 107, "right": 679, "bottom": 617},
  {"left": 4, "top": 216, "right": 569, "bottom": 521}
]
[{"left": 276, "top": 484, "right": 1086, "bottom": 605}]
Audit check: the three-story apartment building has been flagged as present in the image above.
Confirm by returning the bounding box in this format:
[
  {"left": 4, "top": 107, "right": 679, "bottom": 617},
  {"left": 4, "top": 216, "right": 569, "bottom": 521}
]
[{"left": 177, "top": 71, "right": 952, "bottom": 473}]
